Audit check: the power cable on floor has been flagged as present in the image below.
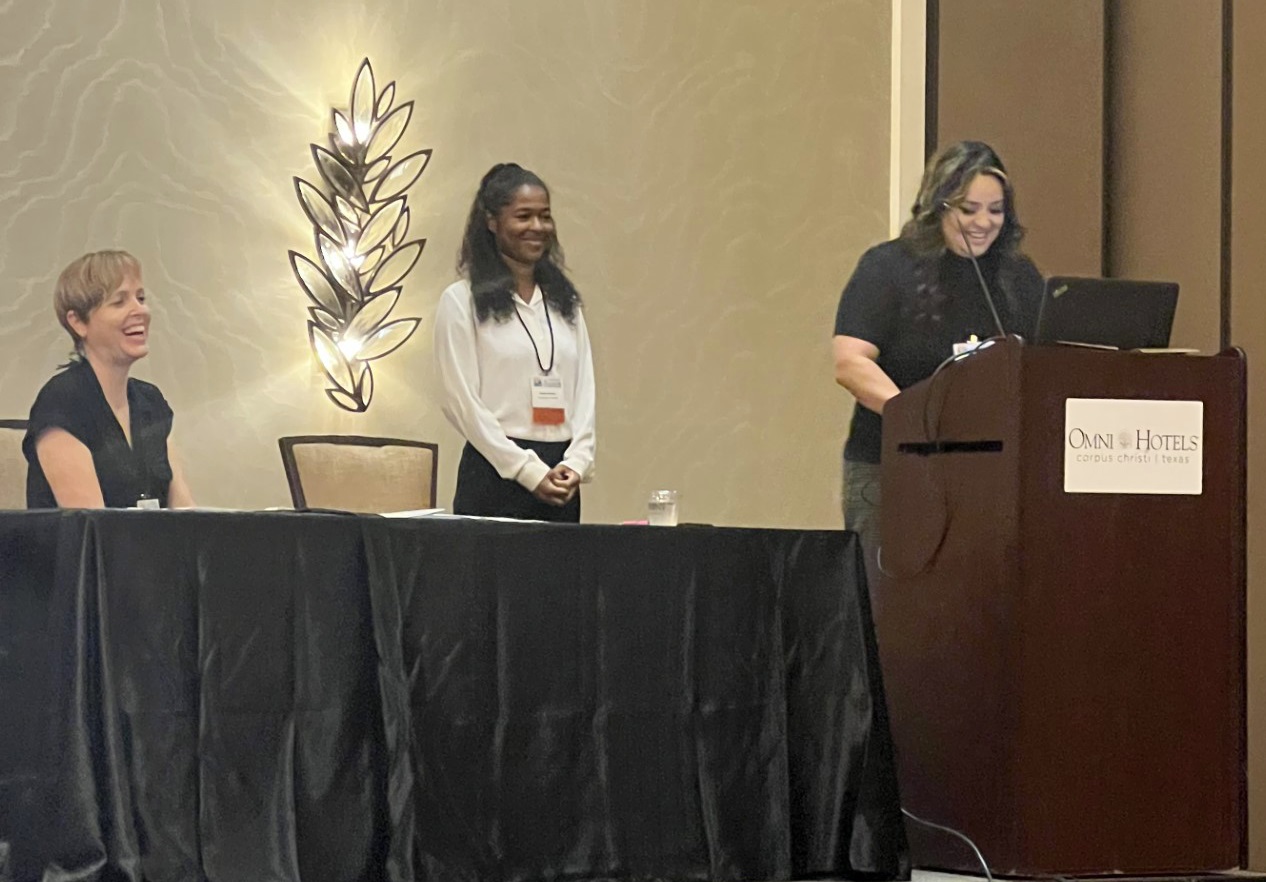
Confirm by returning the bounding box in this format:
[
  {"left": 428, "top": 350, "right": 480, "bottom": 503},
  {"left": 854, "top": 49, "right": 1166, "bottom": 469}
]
[{"left": 901, "top": 808, "right": 994, "bottom": 882}]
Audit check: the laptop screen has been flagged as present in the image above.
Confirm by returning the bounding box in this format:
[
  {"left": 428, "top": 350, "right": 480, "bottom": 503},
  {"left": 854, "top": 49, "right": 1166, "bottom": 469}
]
[{"left": 1032, "top": 276, "right": 1179, "bottom": 350}]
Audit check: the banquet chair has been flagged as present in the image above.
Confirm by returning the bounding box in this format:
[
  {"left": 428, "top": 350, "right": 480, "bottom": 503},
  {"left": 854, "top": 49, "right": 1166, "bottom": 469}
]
[
  {"left": 278, "top": 435, "right": 439, "bottom": 513},
  {"left": 0, "top": 420, "right": 28, "bottom": 510}
]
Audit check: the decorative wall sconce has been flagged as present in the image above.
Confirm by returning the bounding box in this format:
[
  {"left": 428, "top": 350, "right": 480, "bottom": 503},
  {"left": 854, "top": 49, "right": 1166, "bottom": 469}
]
[{"left": 290, "top": 58, "right": 431, "bottom": 412}]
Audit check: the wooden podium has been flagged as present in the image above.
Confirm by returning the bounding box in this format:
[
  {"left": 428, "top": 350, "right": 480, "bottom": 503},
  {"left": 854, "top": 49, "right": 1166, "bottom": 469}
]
[{"left": 874, "top": 340, "right": 1247, "bottom": 876}]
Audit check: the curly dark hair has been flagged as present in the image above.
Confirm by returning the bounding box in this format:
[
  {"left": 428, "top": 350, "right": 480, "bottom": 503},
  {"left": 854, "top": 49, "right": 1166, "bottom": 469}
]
[
  {"left": 899, "top": 140, "right": 1030, "bottom": 323},
  {"left": 457, "top": 163, "right": 581, "bottom": 324}
]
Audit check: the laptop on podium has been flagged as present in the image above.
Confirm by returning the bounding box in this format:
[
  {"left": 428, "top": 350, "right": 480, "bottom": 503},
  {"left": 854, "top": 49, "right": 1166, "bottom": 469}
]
[{"left": 1032, "top": 276, "right": 1180, "bottom": 350}]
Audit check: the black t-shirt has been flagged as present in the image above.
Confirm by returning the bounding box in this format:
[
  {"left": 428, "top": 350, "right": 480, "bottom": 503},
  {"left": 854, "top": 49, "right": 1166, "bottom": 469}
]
[
  {"left": 833, "top": 239, "right": 1044, "bottom": 463},
  {"left": 23, "top": 359, "right": 175, "bottom": 508}
]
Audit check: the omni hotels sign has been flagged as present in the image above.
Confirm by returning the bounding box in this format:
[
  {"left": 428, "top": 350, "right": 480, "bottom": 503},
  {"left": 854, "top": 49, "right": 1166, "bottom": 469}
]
[{"left": 1063, "top": 398, "right": 1204, "bottom": 495}]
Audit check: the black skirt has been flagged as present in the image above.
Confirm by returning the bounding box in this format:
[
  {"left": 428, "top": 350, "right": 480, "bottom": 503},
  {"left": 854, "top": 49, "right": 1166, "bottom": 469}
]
[{"left": 453, "top": 439, "right": 581, "bottom": 523}]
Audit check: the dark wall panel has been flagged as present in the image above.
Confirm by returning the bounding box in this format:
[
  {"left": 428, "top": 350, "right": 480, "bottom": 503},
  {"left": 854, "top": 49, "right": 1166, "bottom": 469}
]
[{"left": 935, "top": 0, "right": 1104, "bottom": 277}]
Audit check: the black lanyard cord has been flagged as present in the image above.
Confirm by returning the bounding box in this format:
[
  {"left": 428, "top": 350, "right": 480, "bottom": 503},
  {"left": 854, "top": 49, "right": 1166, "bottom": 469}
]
[
  {"left": 513, "top": 297, "right": 556, "bottom": 374},
  {"left": 130, "top": 412, "right": 155, "bottom": 502}
]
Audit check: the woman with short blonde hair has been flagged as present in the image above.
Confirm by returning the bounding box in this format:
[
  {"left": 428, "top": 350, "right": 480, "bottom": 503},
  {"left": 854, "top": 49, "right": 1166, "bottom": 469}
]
[{"left": 23, "top": 250, "right": 194, "bottom": 509}]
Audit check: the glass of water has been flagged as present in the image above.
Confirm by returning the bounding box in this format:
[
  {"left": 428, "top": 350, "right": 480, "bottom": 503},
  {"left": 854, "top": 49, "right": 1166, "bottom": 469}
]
[{"left": 647, "top": 490, "right": 679, "bottom": 526}]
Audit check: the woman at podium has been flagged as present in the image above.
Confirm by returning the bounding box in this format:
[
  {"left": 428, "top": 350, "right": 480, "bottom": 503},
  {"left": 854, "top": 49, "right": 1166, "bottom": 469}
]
[
  {"left": 832, "top": 140, "right": 1043, "bottom": 563},
  {"left": 433, "top": 163, "right": 596, "bottom": 522},
  {"left": 23, "top": 250, "right": 195, "bottom": 509}
]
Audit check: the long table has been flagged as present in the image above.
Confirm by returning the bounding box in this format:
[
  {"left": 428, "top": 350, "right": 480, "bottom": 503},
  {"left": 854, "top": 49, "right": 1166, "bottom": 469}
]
[{"left": 0, "top": 510, "right": 909, "bottom": 882}]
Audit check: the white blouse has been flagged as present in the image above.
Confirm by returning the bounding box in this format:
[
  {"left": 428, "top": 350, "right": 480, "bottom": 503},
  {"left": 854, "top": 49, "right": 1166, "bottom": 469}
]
[{"left": 433, "top": 279, "right": 596, "bottom": 492}]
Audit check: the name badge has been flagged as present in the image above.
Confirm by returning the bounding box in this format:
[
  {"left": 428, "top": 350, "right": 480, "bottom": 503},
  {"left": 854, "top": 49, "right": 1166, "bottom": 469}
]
[
  {"left": 531, "top": 376, "right": 565, "bottom": 425},
  {"left": 952, "top": 335, "right": 986, "bottom": 357},
  {"left": 135, "top": 496, "right": 160, "bottom": 510}
]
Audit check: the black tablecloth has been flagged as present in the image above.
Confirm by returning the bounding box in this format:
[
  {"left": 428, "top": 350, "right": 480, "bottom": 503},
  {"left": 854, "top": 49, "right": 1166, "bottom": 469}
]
[{"left": 0, "top": 510, "right": 908, "bottom": 882}]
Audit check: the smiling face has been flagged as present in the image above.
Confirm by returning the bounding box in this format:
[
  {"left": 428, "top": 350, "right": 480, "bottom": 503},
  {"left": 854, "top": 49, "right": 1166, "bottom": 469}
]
[
  {"left": 941, "top": 172, "right": 1006, "bottom": 258},
  {"left": 67, "top": 270, "right": 150, "bottom": 368},
  {"left": 487, "top": 184, "right": 554, "bottom": 270}
]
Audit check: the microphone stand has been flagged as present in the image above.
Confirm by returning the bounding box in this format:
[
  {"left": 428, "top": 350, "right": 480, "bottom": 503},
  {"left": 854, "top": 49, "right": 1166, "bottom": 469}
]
[{"left": 947, "top": 206, "right": 1007, "bottom": 339}]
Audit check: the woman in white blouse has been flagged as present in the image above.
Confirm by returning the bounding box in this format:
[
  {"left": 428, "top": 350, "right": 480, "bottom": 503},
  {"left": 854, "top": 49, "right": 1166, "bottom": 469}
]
[{"left": 433, "top": 163, "right": 596, "bottom": 521}]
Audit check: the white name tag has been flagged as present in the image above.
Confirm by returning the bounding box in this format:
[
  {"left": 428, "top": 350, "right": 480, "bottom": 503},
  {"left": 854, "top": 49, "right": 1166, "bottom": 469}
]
[
  {"left": 952, "top": 336, "right": 987, "bottom": 357},
  {"left": 135, "top": 497, "right": 161, "bottom": 510},
  {"left": 530, "top": 375, "right": 565, "bottom": 426}
]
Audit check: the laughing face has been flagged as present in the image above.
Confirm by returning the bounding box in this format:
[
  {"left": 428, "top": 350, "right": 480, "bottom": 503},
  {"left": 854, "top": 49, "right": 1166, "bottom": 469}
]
[
  {"left": 487, "top": 184, "right": 554, "bottom": 273},
  {"left": 941, "top": 172, "right": 1006, "bottom": 258},
  {"left": 68, "top": 271, "right": 150, "bottom": 367}
]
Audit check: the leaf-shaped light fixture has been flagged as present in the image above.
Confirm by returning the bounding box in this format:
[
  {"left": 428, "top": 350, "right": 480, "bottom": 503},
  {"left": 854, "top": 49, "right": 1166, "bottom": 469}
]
[
  {"left": 289, "top": 58, "right": 431, "bottom": 412},
  {"left": 373, "top": 150, "right": 431, "bottom": 202}
]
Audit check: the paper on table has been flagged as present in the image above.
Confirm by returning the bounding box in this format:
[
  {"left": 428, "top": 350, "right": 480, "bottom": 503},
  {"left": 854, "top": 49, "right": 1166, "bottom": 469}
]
[
  {"left": 1053, "top": 340, "right": 1118, "bottom": 350},
  {"left": 156, "top": 506, "right": 244, "bottom": 512},
  {"left": 380, "top": 508, "right": 446, "bottom": 518},
  {"left": 428, "top": 513, "right": 546, "bottom": 523}
]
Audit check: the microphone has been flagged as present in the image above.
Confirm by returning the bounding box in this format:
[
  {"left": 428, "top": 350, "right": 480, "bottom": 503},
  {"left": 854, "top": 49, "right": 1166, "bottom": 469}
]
[{"left": 942, "top": 201, "right": 1007, "bottom": 339}]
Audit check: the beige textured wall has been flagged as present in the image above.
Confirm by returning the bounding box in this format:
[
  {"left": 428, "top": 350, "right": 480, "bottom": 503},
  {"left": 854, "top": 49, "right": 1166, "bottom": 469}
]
[{"left": 0, "top": 0, "right": 891, "bottom": 528}]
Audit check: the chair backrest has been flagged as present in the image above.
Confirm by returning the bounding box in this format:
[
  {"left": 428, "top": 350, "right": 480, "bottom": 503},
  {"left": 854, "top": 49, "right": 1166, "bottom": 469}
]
[
  {"left": 278, "top": 435, "right": 439, "bottom": 513},
  {"left": 0, "top": 420, "right": 28, "bottom": 510}
]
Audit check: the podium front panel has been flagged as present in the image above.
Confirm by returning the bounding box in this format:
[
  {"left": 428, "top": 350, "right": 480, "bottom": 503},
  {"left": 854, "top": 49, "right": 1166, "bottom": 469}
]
[{"left": 875, "top": 343, "right": 1245, "bottom": 875}]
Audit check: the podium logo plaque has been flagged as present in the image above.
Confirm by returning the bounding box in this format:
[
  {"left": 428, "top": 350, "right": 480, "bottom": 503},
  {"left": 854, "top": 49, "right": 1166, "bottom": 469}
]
[{"left": 1064, "top": 398, "right": 1204, "bottom": 494}]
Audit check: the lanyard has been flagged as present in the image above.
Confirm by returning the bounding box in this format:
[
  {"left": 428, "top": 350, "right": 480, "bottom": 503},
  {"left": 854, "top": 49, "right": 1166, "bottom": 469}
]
[
  {"left": 513, "top": 297, "right": 556, "bottom": 374},
  {"left": 127, "top": 406, "right": 156, "bottom": 505}
]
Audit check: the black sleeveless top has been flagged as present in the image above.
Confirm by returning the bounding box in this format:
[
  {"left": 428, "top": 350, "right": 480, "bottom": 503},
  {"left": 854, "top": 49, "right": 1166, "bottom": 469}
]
[{"left": 22, "top": 359, "right": 174, "bottom": 508}]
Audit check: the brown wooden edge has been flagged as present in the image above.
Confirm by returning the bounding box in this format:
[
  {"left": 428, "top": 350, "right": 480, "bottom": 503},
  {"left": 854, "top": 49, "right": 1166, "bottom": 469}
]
[{"left": 1227, "top": 346, "right": 1249, "bottom": 868}]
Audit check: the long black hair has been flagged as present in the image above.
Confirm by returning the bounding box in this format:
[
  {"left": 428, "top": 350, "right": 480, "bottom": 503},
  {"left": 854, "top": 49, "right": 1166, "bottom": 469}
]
[{"left": 458, "top": 163, "right": 582, "bottom": 324}]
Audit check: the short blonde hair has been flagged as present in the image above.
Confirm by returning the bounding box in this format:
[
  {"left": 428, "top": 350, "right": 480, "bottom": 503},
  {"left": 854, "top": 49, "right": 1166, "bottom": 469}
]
[{"left": 54, "top": 250, "right": 142, "bottom": 353}]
